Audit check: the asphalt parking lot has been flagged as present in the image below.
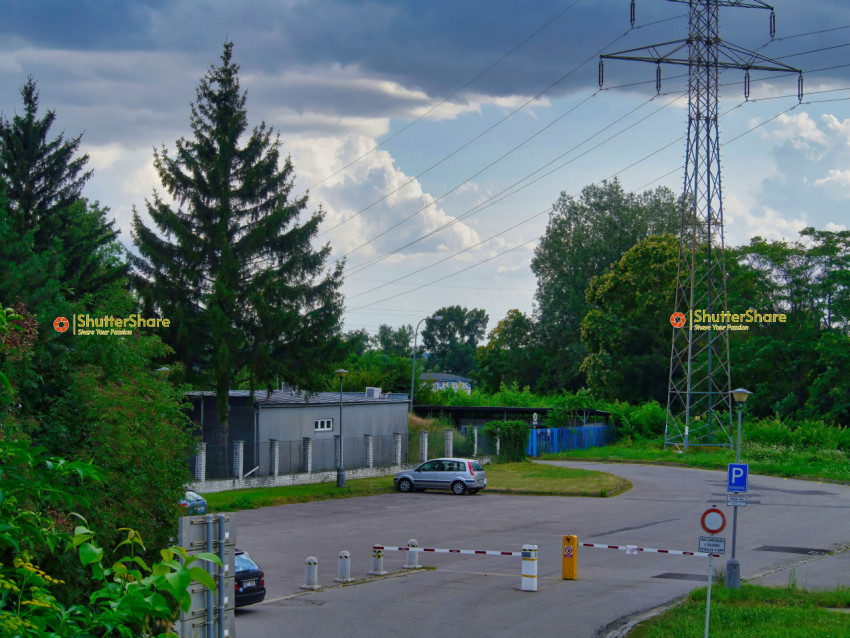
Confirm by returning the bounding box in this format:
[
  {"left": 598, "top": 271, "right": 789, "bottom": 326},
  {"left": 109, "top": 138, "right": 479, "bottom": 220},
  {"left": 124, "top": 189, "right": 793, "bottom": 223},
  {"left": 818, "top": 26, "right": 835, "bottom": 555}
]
[{"left": 232, "top": 462, "right": 850, "bottom": 637}]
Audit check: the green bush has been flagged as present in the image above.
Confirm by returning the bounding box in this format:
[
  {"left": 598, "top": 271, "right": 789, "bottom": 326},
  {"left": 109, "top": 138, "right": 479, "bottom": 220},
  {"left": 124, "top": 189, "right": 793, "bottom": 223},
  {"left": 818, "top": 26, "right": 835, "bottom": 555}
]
[{"left": 481, "top": 420, "right": 530, "bottom": 462}]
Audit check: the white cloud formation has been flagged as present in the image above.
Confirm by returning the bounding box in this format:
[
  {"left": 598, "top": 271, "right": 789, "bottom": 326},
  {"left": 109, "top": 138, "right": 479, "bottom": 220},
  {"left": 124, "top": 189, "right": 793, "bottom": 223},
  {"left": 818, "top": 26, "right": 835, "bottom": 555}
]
[
  {"left": 761, "top": 112, "right": 828, "bottom": 151},
  {"left": 724, "top": 193, "right": 808, "bottom": 244},
  {"left": 814, "top": 168, "right": 850, "bottom": 196}
]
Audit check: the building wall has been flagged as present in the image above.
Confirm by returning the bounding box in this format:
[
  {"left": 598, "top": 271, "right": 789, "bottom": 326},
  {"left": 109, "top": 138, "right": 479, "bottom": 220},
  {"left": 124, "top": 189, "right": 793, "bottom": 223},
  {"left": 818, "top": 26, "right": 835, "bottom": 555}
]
[{"left": 259, "top": 401, "right": 408, "bottom": 441}]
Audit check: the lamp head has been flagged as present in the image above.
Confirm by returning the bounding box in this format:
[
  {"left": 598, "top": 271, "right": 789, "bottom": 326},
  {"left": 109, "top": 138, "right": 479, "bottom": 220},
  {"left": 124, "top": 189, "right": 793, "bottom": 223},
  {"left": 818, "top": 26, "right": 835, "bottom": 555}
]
[
  {"left": 731, "top": 388, "right": 752, "bottom": 405},
  {"left": 335, "top": 368, "right": 348, "bottom": 379},
  {"left": 433, "top": 315, "right": 443, "bottom": 321}
]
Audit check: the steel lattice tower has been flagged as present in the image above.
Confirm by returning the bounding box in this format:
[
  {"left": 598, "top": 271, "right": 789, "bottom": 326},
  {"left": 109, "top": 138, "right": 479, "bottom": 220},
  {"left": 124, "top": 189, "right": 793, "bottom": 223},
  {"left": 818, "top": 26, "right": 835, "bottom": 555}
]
[{"left": 599, "top": 1, "right": 802, "bottom": 449}]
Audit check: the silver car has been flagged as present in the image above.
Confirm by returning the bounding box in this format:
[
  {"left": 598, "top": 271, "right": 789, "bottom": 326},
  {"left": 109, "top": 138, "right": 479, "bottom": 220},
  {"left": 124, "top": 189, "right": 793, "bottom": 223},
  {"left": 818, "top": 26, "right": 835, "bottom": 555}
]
[{"left": 394, "top": 458, "right": 487, "bottom": 495}]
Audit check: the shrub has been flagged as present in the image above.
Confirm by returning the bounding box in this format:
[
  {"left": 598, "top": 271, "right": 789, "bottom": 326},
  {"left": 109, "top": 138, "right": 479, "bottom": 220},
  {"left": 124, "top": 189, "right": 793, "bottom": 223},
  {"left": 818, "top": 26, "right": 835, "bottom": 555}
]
[{"left": 481, "top": 420, "right": 530, "bottom": 462}]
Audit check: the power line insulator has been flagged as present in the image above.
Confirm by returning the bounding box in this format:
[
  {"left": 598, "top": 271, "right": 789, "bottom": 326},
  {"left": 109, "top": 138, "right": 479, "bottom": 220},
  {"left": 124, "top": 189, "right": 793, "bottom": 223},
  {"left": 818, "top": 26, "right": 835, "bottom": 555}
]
[
  {"left": 599, "top": 59, "right": 604, "bottom": 89},
  {"left": 769, "top": 10, "right": 776, "bottom": 39},
  {"left": 630, "top": 0, "right": 636, "bottom": 28},
  {"left": 744, "top": 70, "right": 750, "bottom": 101},
  {"left": 798, "top": 73, "right": 804, "bottom": 103},
  {"left": 656, "top": 63, "right": 662, "bottom": 94}
]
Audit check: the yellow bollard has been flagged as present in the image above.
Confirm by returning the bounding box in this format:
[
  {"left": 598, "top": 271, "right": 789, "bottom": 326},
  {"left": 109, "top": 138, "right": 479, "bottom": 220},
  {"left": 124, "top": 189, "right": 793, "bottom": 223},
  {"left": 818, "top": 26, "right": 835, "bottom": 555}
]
[{"left": 562, "top": 535, "right": 577, "bottom": 580}]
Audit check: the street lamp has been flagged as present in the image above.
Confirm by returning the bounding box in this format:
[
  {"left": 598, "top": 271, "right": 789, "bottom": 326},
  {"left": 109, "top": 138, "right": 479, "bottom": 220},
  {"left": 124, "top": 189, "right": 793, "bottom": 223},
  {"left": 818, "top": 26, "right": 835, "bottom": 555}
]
[
  {"left": 726, "top": 387, "right": 752, "bottom": 588},
  {"left": 335, "top": 368, "right": 348, "bottom": 488},
  {"left": 410, "top": 315, "right": 443, "bottom": 413}
]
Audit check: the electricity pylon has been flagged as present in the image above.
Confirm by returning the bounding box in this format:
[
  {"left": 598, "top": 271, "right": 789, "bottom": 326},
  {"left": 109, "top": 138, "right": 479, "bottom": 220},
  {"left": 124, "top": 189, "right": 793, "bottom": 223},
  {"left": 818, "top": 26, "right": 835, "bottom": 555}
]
[{"left": 598, "top": 1, "right": 802, "bottom": 449}]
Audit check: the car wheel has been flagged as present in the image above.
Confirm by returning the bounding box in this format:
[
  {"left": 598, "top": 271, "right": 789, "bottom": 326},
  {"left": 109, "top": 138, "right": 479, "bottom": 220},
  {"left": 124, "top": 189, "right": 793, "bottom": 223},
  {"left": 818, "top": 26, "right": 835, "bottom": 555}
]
[
  {"left": 451, "top": 481, "right": 467, "bottom": 495},
  {"left": 398, "top": 478, "right": 413, "bottom": 493}
]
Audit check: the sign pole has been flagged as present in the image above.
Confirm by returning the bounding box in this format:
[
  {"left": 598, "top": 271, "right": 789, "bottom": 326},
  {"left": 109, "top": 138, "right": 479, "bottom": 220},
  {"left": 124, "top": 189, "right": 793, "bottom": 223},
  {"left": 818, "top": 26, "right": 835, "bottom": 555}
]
[{"left": 704, "top": 553, "right": 712, "bottom": 638}]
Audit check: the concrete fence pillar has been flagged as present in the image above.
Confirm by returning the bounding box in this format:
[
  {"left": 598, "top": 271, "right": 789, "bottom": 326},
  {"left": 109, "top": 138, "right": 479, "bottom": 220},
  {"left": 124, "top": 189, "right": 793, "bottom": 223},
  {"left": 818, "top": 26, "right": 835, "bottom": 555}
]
[
  {"left": 302, "top": 437, "right": 313, "bottom": 474},
  {"left": 472, "top": 427, "right": 479, "bottom": 458},
  {"left": 393, "top": 432, "right": 402, "bottom": 467},
  {"left": 419, "top": 430, "right": 429, "bottom": 463},
  {"left": 270, "top": 439, "right": 280, "bottom": 477},
  {"left": 444, "top": 428, "right": 454, "bottom": 459},
  {"left": 334, "top": 435, "right": 341, "bottom": 469},
  {"left": 496, "top": 433, "right": 501, "bottom": 457},
  {"left": 194, "top": 442, "right": 206, "bottom": 483},
  {"left": 364, "top": 434, "right": 374, "bottom": 469},
  {"left": 233, "top": 440, "right": 244, "bottom": 479}
]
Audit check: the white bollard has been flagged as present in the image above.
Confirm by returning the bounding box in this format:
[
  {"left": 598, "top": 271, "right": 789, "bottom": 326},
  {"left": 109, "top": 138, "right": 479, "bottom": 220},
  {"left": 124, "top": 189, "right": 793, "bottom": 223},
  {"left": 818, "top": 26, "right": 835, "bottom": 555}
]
[
  {"left": 300, "top": 556, "right": 320, "bottom": 590},
  {"left": 521, "top": 544, "right": 538, "bottom": 592},
  {"left": 368, "top": 546, "right": 387, "bottom": 575},
  {"left": 403, "top": 539, "right": 422, "bottom": 569},
  {"left": 335, "top": 550, "right": 353, "bottom": 583}
]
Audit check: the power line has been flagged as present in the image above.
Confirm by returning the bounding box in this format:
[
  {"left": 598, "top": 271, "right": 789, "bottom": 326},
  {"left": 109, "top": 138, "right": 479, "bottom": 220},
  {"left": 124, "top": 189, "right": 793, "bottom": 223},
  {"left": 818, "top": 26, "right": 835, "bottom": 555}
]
[
  {"left": 319, "top": 24, "right": 642, "bottom": 239},
  {"left": 301, "top": 1, "right": 584, "bottom": 194}
]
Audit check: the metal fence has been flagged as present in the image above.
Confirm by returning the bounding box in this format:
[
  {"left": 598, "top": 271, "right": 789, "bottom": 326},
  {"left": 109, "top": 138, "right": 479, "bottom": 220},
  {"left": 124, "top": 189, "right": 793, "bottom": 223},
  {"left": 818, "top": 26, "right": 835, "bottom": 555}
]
[{"left": 526, "top": 425, "right": 614, "bottom": 456}]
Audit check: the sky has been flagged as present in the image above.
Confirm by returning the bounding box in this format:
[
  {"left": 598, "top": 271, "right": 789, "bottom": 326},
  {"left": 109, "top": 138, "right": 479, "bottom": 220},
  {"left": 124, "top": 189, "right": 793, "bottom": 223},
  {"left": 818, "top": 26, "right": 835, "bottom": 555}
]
[{"left": 1, "top": 0, "right": 848, "bottom": 337}]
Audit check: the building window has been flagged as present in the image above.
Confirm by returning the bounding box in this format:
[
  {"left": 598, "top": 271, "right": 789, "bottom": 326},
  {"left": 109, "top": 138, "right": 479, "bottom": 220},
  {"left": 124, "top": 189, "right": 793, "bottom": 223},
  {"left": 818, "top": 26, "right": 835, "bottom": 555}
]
[{"left": 314, "top": 418, "right": 333, "bottom": 432}]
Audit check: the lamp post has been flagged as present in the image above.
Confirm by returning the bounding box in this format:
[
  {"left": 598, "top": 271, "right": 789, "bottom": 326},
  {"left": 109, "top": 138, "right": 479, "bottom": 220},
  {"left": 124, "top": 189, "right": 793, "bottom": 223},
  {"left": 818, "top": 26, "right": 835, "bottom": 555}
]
[
  {"left": 335, "top": 368, "right": 348, "bottom": 488},
  {"left": 726, "top": 387, "right": 752, "bottom": 588},
  {"left": 410, "top": 315, "right": 443, "bottom": 413}
]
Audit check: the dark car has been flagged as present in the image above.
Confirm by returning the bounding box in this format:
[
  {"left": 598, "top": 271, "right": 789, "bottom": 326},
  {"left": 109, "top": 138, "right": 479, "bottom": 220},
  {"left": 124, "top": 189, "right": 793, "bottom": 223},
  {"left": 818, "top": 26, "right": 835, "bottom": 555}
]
[{"left": 235, "top": 549, "right": 266, "bottom": 607}]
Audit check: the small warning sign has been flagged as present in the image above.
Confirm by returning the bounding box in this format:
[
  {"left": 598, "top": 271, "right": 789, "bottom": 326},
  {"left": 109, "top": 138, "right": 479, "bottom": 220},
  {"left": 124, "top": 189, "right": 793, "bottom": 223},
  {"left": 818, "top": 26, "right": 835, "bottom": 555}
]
[{"left": 564, "top": 545, "right": 573, "bottom": 557}]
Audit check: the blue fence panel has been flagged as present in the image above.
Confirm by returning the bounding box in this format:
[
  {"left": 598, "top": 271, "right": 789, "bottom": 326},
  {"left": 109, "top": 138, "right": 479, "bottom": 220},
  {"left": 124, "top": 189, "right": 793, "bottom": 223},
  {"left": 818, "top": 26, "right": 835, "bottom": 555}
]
[{"left": 526, "top": 425, "right": 613, "bottom": 456}]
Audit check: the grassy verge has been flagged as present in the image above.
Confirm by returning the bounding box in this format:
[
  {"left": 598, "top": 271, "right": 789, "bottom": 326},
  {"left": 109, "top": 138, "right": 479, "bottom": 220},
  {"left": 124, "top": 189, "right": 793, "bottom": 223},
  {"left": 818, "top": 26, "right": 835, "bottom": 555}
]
[
  {"left": 485, "top": 461, "right": 630, "bottom": 497},
  {"left": 540, "top": 439, "right": 850, "bottom": 482},
  {"left": 631, "top": 582, "right": 850, "bottom": 637},
  {"left": 202, "top": 462, "right": 631, "bottom": 511}
]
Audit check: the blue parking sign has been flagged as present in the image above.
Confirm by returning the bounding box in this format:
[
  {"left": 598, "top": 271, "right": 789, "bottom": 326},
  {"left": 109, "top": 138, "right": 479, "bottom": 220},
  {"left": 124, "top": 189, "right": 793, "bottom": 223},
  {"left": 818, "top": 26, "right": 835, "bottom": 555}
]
[{"left": 727, "top": 463, "right": 748, "bottom": 493}]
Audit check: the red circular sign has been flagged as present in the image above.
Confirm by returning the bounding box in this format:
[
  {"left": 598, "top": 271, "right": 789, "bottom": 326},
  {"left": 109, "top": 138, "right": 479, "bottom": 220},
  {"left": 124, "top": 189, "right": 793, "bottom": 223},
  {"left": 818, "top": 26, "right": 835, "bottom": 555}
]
[
  {"left": 701, "top": 507, "right": 726, "bottom": 534},
  {"left": 53, "top": 316, "right": 69, "bottom": 333},
  {"left": 670, "top": 312, "right": 686, "bottom": 328}
]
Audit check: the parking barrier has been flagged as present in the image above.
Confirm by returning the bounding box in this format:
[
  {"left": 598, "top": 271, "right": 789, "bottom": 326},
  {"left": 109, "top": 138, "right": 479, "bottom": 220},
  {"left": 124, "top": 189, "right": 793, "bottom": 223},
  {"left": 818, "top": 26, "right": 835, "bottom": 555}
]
[
  {"left": 368, "top": 546, "right": 387, "bottom": 575},
  {"left": 373, "top": 543, "right": 535, "bottom": 591},
  {"left": 301, "top": 556, "right": 320, "bottom": 590},
  {"left": 335, "top": 550, "right": 353, "bottom": 583},
  {"left": 403, "top": 539, "right": 422, "bottom": 569},
  {"left": 580, "top": 542, "right": 720, "bottom": 558}
]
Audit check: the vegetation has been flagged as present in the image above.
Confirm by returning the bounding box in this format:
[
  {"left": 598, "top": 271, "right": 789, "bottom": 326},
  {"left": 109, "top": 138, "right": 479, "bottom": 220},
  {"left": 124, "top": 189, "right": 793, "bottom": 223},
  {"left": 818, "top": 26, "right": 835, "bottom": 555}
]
[
  {"left": 631, "top": 582, "right": 850, "bottom": 637},
  {"left": 482, "top": 420, "right": 530, "bottom": 462},
  {"left": 483, "top": 461, "right": 629, "bottom": 497},
  {"left": 131, "top": 42, "right": 345, "bottom": 474},
  {"left": 420, "top": 305, "right": 488, "bottom": 379}
]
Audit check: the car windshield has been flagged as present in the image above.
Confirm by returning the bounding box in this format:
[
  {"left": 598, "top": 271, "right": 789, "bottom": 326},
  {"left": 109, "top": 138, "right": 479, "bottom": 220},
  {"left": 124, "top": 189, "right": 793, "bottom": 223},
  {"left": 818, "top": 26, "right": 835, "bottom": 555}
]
[
  {"left": 235, "top": 553, "right": 259, "bottom": 572},
  {"left": 185, "top": 491, "right": 201, "bottom": 500}
]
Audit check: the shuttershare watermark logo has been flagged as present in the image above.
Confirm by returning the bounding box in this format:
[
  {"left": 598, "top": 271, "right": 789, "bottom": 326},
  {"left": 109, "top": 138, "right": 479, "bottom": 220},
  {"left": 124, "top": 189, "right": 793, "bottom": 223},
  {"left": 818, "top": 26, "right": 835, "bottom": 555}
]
[
  {"left": 53, "top": 316, "right": 70, "bottom": 333},
  {"left": 669, "top": 309, "right": 787, "bottom": 332},
  {"left": 53, "top": 314, "right": 170, "bottom": 336}
]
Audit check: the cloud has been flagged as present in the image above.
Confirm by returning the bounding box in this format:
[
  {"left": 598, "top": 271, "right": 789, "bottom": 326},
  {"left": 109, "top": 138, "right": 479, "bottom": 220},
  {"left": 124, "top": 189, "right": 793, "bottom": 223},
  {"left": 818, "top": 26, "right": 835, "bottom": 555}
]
[
  {"left": 761, "top": 112, "right": 828, "bottom": 151},
  {"left": 724, "top": 193, "right": 808, "bottom": 244}
]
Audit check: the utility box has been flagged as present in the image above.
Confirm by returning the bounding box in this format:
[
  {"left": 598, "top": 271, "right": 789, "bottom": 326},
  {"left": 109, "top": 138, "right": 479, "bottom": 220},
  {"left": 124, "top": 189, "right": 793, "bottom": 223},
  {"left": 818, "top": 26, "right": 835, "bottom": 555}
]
[{"left": 562, "top": 535, "right": 578, "bottom": 580}]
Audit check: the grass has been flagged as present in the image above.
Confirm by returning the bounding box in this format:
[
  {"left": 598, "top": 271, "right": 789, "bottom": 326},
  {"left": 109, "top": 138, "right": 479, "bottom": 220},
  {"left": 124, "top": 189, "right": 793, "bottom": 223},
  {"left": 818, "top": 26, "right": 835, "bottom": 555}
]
[
  {"left": 484, "top": 461, "right": 630, "bottom": 497},
  {"left": 202, "top": 461, "right": 631, "bottom": 511},
  {"left": 540, "top": 438, "right": 850, "bottom": 483},
  {"left": 630, "top": 582, "right": 850, "bottom": 637}
]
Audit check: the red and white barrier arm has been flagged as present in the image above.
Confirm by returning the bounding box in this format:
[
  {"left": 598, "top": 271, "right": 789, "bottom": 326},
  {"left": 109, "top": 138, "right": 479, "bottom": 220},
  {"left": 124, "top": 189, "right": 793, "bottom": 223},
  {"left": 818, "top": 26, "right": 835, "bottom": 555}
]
[
  {"left": 373, "top": 545, "right": 523, "bottom": 557},
  {"left": 580, "top": 542, "right": 720, "bottom": 558}
]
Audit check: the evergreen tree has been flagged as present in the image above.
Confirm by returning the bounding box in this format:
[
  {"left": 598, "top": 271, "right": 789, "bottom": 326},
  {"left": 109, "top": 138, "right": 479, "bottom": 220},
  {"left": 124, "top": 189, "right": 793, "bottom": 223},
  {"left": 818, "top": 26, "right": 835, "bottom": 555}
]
[
  {"left": 0, "top": 77, "right": 123, "bottom": 307},
  {"left": 131, "top": 42, "right": 345, "bottom": 473}
]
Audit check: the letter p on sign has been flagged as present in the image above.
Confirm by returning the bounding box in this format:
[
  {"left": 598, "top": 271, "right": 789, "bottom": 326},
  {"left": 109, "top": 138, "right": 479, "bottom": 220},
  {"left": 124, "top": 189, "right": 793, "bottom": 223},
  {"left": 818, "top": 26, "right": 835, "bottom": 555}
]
[{"left": 727, "top": 463, "right": 749, "bottom": 493}]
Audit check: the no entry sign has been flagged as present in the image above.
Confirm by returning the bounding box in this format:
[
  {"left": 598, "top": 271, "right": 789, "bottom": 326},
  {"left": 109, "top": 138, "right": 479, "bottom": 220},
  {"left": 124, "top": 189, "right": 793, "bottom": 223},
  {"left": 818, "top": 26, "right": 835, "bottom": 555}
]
[{"left": 701, "top": 507, "right": 726, "bottom": 534}]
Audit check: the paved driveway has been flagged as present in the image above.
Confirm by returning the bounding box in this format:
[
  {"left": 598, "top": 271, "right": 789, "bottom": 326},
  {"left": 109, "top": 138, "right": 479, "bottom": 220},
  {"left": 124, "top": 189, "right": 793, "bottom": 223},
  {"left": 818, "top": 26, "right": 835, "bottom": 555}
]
[{"left": 233, "top": 462, "right": 850, "bottom": 637}]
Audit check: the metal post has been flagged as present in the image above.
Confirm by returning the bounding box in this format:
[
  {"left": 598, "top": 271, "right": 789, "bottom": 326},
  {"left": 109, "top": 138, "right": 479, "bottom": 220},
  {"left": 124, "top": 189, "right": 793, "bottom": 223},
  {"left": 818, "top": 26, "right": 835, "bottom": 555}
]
[
  {"left": 337, "top": 375, "right": 346, "bottom": 487},
  {"left": 705, "top": 553, "right": 713, "bottom": 638},
  {"left": 335, "top": 551, "right": 353, "bottom": 583},
  {"left": 410, "top": 318, "right": 425, "bottom": 414},
  {"left": 301, "top": 556, "right": 320, "bottom": 590},
  {"left": 726, "top": 403, "right": 743, "bottom": 588},
  {"left": 216, "top": 513, "right": 225, "bottom": 638},
  {"left": 368, "top": 547, "right": 387, "bottom": 575},
  {"left": 403, "top": 539, "right": 421, "bottom": 569},
  {"left": 205, "top": 514, "right": 213, "bottom": 638}
]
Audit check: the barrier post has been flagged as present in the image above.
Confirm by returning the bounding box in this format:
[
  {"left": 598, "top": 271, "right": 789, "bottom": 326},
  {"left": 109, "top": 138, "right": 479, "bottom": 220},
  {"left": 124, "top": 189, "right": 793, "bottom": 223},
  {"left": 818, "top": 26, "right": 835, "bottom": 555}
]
[
  {"left": 562, "top": 535, "right": 578, "bottom": 579},
  {"left": 335, "top": 551, "right": 353, "bottom": 583},
  {"left": 368, "top": 546, "right": 387, "bottom": 576},
  {"left": 521, "top": 544, "right": 538, "bottom": 592},
  {"left": 403, "top": 539, "right": 421, "bottom": 569},
  {"left": 301, "top": 556, "right": 320, "bottom": 590}
]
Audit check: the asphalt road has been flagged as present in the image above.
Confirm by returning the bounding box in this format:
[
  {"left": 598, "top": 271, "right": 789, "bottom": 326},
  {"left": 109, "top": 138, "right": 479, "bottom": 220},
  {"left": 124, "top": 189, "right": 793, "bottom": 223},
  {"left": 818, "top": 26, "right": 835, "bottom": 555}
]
[{"left": 232, "top": 462, "right": 850, "bottom": 637}]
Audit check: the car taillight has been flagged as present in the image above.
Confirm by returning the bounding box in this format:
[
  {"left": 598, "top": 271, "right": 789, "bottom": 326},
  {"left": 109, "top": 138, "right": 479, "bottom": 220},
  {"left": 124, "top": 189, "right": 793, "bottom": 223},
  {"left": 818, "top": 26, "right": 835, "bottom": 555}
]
[
  {"left": 235, "top": 582, "right": 240, "bottom": 591},
  {"left": 259, "top": 578, "right": 265, "bottom": 587},
  {"left": 467, "top": 461, "right": 474, "bottom": 475}
]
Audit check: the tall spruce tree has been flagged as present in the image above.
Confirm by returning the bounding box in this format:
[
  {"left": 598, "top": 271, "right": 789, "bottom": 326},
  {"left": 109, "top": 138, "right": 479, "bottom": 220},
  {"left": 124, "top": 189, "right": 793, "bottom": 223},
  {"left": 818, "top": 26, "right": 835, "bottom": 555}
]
[
  {"left": 131, "top": 43, "right": 345, "bottom": 473},
  {"left": 0, "top": 77, "right": 123, "bottom": 308}
]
